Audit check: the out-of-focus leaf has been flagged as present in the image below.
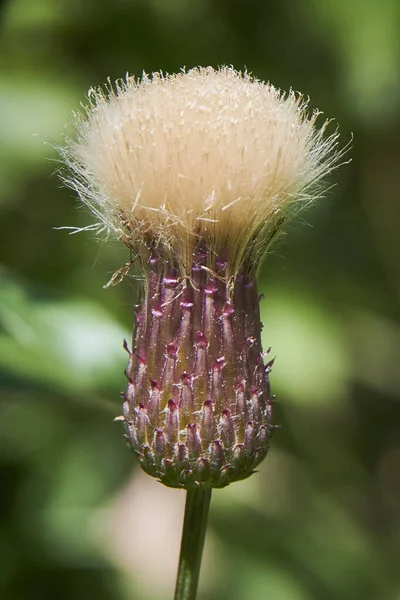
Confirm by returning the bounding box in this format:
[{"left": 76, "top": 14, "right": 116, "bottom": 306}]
[
  {"left": 0, "top": 75, "right": 79, "bottom": 203},
  {"left": 260, "top": 286, "right": 350, "bottom": 406},
  {"left": 0, "top": 271, "right": 127, "bottom": 392},
  {"left": 235, "top": 560, "right": 310, "bottom": 600},
  {"left": 307, "top": 0, "right": 400, "bottom": 123},
  {"left": 348, "top": 309, "right": 400, "bottom": 397}
]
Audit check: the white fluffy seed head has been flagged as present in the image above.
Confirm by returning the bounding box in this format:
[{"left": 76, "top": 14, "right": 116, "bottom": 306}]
[{"left": 62, "top": 66, "right": 343, "bottom": 278}]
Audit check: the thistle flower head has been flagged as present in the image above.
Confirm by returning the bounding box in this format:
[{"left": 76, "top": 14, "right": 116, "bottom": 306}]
[
  {"left": 63, "top": 66, "right": 340, "bottom": 279},
  {"left": 62, "top": 67, "right": 344, "bottom": 489}
]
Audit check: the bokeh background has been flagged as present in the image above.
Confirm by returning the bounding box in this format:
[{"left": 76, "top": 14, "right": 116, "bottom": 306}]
[{"left": 1, "top": 0, "right": 400, "bottom": 598}]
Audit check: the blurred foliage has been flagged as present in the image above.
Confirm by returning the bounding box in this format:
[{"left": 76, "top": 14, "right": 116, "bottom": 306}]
[{"left": 1, "top": 0, "right": 400, "bottom": 599}]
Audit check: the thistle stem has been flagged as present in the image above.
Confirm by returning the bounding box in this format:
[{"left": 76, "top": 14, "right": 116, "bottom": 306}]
[{"left": 174, "top": 487, "right": 212, "bottom": 600}]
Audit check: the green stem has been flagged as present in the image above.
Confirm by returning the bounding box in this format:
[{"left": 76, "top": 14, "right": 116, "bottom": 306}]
[{"left": 174, "top": 487, "right": 212, "bottom": 600}]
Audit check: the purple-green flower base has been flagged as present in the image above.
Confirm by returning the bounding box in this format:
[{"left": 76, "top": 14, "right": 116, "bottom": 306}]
[{"left": 122, "top": 254, "right": 274, "bottom": 489}]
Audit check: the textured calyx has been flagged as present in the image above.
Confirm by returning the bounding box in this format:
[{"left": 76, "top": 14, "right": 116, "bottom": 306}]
[
  {"left": 62, "top": 66, "right": 342, "bottom": 280},
  {"left": 122, "top": 253, "right": 274, "bottom": 489}
]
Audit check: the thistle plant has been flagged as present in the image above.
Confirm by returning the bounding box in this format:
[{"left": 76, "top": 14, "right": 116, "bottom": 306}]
[{"left": 61, "top": 66, "right": 343, "bottom": 600}]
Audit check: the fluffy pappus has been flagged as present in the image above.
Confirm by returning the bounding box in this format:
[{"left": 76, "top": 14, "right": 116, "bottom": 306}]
[{"left": 61, "top": 66, "right": 344, "bottom": 282}]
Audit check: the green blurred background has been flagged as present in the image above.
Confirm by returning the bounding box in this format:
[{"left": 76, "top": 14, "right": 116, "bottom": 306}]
[{"left": 1, "top": 0, "right": 400, "bottom": 598}]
